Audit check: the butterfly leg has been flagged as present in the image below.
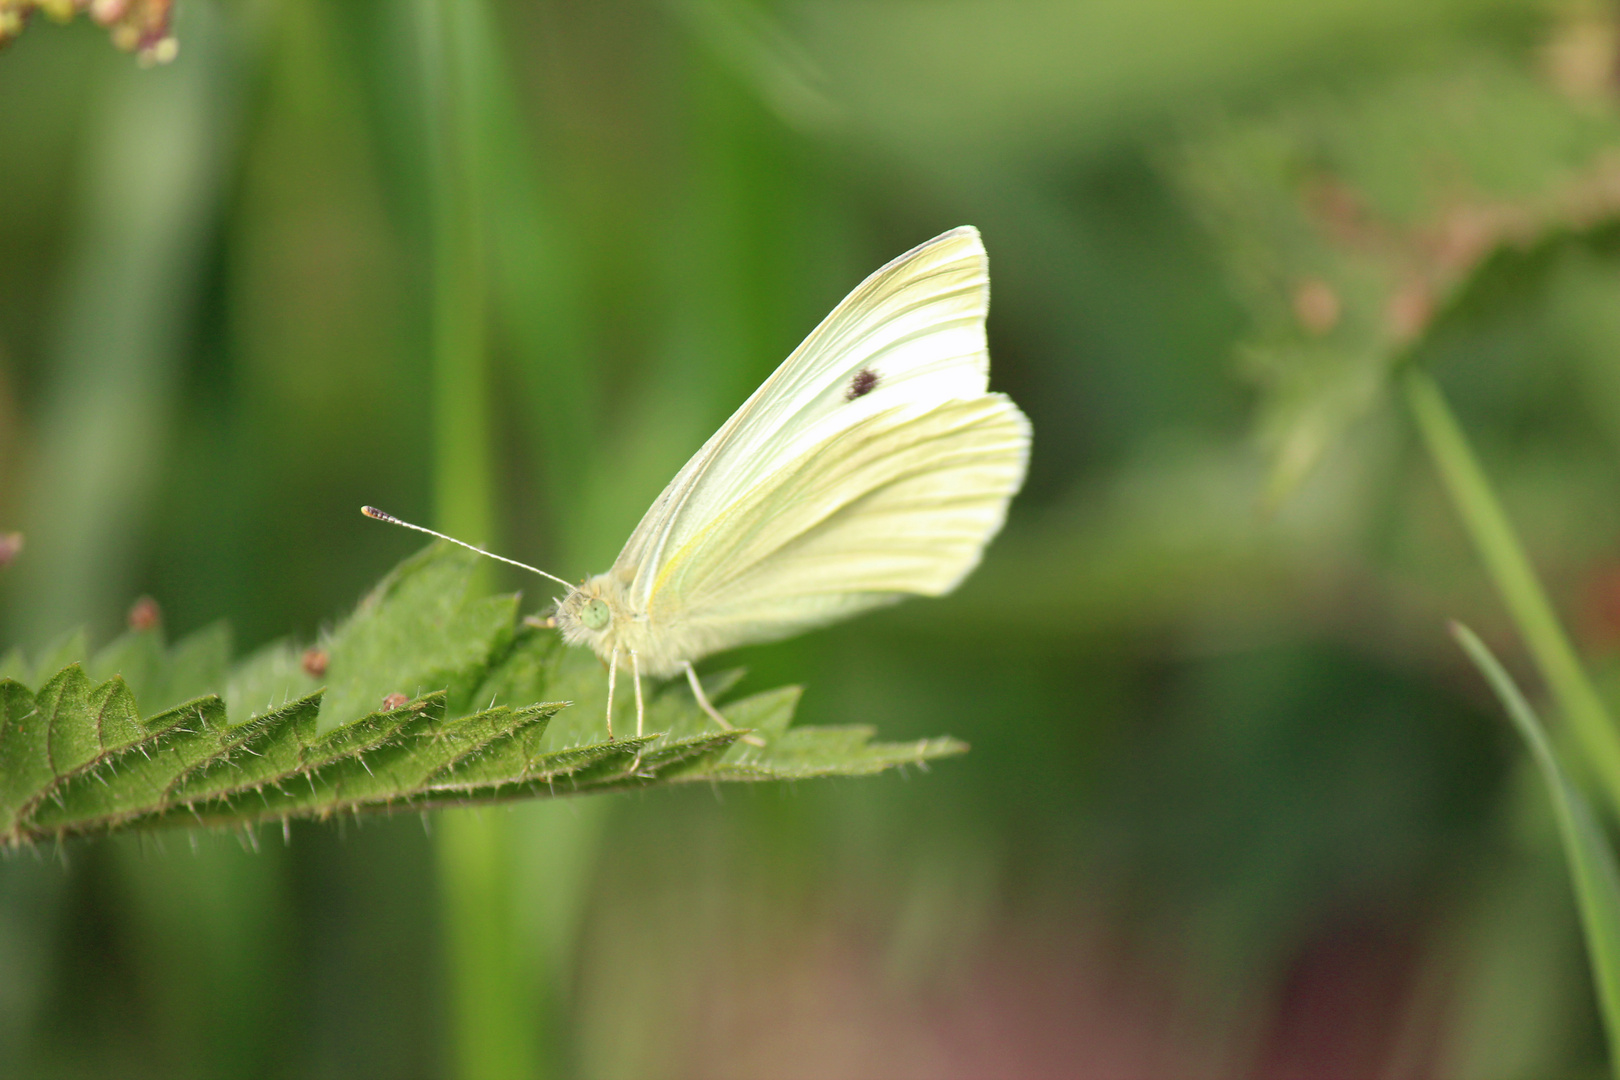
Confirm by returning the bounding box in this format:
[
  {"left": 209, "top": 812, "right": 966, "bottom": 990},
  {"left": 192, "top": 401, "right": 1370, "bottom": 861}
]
[
  {"left": 621, "top": 649, "right": 649, "bottom": 775},
  {"left": 604, "top": 647, "right": 618, "bottom": 740},
  {"left": 683, "top": 661, "right": 764, "bottom": 747},
  {"left": 683, "top": 661, "right": 733, "bottom": 729},
  {"left": 630, "top": 648, "right": 645, "bottom": 739}
]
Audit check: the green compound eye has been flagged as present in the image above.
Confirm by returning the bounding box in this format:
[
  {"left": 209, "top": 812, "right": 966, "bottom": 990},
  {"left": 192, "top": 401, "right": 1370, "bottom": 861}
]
[{"left": 580, "top": 598, "right": 610, "bottom": 631}]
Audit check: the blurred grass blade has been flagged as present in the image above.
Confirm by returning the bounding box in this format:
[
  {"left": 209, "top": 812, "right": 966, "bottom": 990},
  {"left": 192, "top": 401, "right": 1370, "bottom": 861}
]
[
  {"left": 1406, "top": 368, "right": 1620, "bottom": 814},
  {"left": 419, "top": 0, "right": 493, "bottom": 554},
  {"left": 1453, "top": 622, "right": 1620, "bottom": 1077},
  {"left": 438, "top": 1, "right": 599, "bottom": 1074},
  {"left": 672, "top": 0, "right": 840, "bottom": 133},
  {"left": 413, "top": 0, "right": 516, "bottom": 1071}
]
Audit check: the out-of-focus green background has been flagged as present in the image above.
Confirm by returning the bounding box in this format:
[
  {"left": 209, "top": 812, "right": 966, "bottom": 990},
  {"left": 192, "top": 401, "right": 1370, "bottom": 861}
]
[{"left": 5, "top": 0, "right": 1620, "bottom": 1076}]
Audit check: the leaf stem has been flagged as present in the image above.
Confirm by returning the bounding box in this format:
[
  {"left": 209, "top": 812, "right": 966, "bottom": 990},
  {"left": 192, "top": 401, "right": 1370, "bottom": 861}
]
[{"left": 1403, "top": 368, "right": 1620, "bottom": 812}]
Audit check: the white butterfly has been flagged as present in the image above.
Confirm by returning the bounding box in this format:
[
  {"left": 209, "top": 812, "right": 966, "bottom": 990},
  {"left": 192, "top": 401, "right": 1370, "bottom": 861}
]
[{"left": 366, "top": 226, "right": 1031, "bottom": 741}]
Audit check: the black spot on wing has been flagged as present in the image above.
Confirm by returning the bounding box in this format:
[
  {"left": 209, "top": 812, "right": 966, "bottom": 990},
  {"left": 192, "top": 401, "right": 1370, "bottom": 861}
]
[{"left": 846, "top": 368, "right": 880, "bottom": 401}]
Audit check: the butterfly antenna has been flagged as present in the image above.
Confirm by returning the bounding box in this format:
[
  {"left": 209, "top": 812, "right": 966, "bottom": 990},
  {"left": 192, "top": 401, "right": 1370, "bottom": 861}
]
[{"left": 361, "top": 507, "right": 574, "bottom": 588}]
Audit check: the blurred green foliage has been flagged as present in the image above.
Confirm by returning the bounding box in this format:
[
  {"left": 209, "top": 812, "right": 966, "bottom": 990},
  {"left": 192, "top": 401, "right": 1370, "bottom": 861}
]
[{"left": 6, "top": 0, "right": 1620, "bottom": 1076}]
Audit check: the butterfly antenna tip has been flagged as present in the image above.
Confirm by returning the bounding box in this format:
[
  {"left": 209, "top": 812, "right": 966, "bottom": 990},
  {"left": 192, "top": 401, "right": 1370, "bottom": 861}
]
[{"left": 359, "top": 506, "right": 573, "bottom": 588}]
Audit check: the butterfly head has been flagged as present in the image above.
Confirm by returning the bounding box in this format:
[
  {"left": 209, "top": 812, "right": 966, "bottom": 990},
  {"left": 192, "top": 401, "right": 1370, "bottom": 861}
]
[
  {"left": 553, "top": 572, "right": 635, "bottom": 660},
  {"left": 578, "top": 597, "right": 610, "bottom": 630}
]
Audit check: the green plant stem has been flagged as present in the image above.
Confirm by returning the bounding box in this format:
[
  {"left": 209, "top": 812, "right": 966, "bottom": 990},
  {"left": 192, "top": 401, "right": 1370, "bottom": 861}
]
[
  {"left": 1403, "top": 368, "right": 1620, "bottom": 813},
  {"left": 417, "top": 0, "right": 531, "bottom": 1077}
]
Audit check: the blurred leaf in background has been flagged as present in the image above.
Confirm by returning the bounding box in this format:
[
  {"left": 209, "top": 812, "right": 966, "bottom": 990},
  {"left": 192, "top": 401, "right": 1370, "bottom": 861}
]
[{"left": 1179, "top": 27, "right": 1620, "bottom": 502}]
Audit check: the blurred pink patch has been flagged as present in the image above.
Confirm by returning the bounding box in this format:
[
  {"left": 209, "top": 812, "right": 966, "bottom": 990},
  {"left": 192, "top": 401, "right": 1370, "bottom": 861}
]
[{"left": 616, "top": 907, "right": 1445, "bottom": 1079}]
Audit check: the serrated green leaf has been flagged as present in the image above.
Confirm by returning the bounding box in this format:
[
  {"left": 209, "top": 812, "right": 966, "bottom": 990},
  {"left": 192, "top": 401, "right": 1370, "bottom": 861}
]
[
  {"left": 222, "top": 639, "right": 323, "bottom": 724},
  {"left": 27, "top": 695, "right": 234, "bottom": 836},
  {"left": 87, "top": 628, "right": 166, "bottom": 711},
  {"left": 0, "top": 665, "right": 150, "bottom": 838},
  {"left": 0, "top": 678, "right": 45, "bottom": 836},
  {"left": 317, "top": 544, "right": 518, "bottom": 731},
  {"left": 0, "top": 542, "right": 965, "bottom": 846},
  {"left": 157, "top": 623, "right": 233, "bottom": 713},
  {"left": 86, "top": 623, "right": 233, "bottom": 718}
]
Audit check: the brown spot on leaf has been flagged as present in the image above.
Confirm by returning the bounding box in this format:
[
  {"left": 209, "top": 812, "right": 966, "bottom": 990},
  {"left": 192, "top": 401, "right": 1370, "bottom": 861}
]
[
  {"left": 301, "top": 648, "right": 329, "bottom": 678},
  {"left": 381, "top": 692, "right": 410, "bottom": 711},
  {"left": 846, "top": 368, "right": 880, "bottom": 401}
]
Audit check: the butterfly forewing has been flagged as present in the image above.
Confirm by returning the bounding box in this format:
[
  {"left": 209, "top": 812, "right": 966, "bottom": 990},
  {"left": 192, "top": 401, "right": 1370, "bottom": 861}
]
[
  {"left": 614, "top": 227, "right": 995, "bottom": 608},
  {"left": 626, "top": 395, "right": 1030, "bottom": 675}
]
